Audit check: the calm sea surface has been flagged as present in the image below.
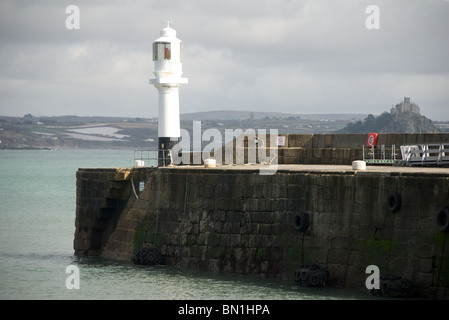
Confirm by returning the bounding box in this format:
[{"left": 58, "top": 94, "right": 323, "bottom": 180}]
[{"left": 0, "top": 149, "right": 373, "bottom": 300}]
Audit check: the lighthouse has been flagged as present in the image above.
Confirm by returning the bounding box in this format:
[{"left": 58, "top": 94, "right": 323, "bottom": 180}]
[{"left": 150, "top": 21, "right": 188, "bottom": 166}]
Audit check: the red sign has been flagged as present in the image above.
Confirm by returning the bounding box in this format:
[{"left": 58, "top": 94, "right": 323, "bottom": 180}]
[{"left": 367, "top": 133, "right": 378, "bottom": 147}]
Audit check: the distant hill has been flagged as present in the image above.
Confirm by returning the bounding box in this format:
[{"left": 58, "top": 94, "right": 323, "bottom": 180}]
[
  {"left": 0, "top": 112, "right": 365, "bottom": 149},
  {"left": 1, "top": 105, "right": 443, "bottom": 149},
  {"left": 337, "top": 111, "right": 438, "bottom": 133},
  {"left": 180, "top": 110, "right": 367, "bottom": 121},
  {"left": 336, "top": 97, "right": 439, "bottom": 134}
]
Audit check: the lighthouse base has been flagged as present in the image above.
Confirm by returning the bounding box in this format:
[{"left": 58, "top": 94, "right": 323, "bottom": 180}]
[{"left": 158, "top": 137, "right": 180, "bottom": 166}]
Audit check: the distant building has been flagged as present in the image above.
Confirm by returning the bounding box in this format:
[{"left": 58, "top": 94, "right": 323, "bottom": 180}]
[{"left": 391, "top": 97, "right": 421, "bottom": 115}]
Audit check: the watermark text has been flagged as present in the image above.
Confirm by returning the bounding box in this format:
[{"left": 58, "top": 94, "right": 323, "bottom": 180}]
[
  {"left": 65, "top": 5, "right": 80, "bottom": 30},
  {"left": 365, "top": 5, "right": 380, "bottom": 30},
  {"left": 171, "top": 121, "right": 279, "bottom": 175},
  {"left": 65, "top": 265, "right": 80, "bottom": 289},
  {"left": 365, "top": 264, "right": 380, "bottom": 290}
]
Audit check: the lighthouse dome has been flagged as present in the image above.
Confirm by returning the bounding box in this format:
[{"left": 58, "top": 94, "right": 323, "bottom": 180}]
[
  {"left": 150, "top": 21, "right": 188, "bottom": 84},
  {"left": 160, "top": 24, "right": 176, "bottom": 37}
]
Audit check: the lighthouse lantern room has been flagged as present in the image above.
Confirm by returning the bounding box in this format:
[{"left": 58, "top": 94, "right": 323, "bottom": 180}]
[{"left": 150, "top": 21, "right": 188, "bottom": 166}]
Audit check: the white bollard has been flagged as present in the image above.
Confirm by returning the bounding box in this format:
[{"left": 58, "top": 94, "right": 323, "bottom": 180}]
[
  {"left": 204, "top": 159, "right": 216, "bottom": 168},
  {"left": 135, "top": 160, "right": 145, "bottom": 167},
  {"left": 352, "top": 160, "right": 366, "bottom": 170}
]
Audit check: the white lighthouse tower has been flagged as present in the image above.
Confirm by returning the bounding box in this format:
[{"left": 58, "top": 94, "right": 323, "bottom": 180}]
[{"left": 150, "top": 21, "right": 188, "bottom": 166}]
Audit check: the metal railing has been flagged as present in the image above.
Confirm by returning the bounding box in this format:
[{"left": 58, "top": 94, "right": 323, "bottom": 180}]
[
  {"left": 362, "top": 145, "right": 399, "bottom": 164},
  {"left": 133, "top": 149, "right": 173, "bottom": 167},
  {"left": 400, "top": 143, "right": 449, "bottom": 166}
]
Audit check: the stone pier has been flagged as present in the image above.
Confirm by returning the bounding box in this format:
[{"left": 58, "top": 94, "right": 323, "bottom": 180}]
[{"left": 74, "top": 164, "right": 449, "bottom": 299}]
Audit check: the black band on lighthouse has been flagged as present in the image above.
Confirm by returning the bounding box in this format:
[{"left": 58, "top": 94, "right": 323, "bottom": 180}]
[{"left": 158, "top": 137, "right": 180, "bottom": 166}]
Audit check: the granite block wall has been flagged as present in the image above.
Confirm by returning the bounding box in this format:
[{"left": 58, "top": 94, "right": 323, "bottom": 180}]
[{"left": 75, "top": 166, "right": 449, "bottom": 298}]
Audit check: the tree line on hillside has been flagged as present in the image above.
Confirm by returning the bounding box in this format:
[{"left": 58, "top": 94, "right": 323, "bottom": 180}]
[{"left": 336, "top": 111, "right": 439, "bottom": 134}]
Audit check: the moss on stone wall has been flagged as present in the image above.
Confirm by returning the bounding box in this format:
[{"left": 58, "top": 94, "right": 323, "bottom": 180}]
[
  {"left": 133, "top": 224, "right": 145, "bottom": 254},
  {"left": 77, "top": 165, "right": 449, "bottom": 298},
  {"left": 358, "top": 237, "right": 400, "bottom": 274},
  {"left": 433, "top": 233, "right": 449, "bottom": 286}
]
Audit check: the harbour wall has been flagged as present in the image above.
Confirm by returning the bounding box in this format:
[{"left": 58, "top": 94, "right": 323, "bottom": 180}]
[
  {"left": 224, "top": 133, "right": 449, "bottom": 165},
  {"left": 74, "top": 165, "right": 449, "bottom": 299}
]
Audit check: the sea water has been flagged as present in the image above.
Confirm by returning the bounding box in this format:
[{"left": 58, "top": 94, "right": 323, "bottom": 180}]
[{"left": 0, "top": 149, "right": 372, "bottom": 300}]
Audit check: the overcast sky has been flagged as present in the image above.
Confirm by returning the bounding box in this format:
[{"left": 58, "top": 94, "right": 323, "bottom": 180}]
[{"left": 0, "top": 0, "right": 448, "bottom": 120}]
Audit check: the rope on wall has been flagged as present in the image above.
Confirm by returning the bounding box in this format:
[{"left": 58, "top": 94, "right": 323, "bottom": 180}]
[
  {"left": 178, "top": 173, "right": 189, "bottom": 264},
  {"left": 131, "top": 174, "right": 139, "bottom": 200},
  {"left": 154, "top": 169, "right": 162, "bottom": 247}
]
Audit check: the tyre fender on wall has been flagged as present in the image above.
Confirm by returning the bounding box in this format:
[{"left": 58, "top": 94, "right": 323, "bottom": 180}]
[
  {"left": 294, "top": 212, "right": 310, "bottom": 232},
  {"left": 387, "top": 193, "right": 401, "bottom": 212},
  {"left": 436, "top": 207, "right": 449, "bottom": 232}
]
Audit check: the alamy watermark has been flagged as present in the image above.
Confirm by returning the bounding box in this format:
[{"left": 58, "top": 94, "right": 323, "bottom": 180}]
[
  {"left": 365, "top": 265, "right": 380, "bottom": 290},
  {"left": 64, "top": 263, "right": 382, "bottom": 291},
  {"left": 65, "top": 265, "right": 80, "bottom": 289},
  {"left": 169, "top": 121, "right": 279, "bottom": 175},
  {"left": 64, "top": 5, "right": 380, "bottom": 31},
  {"left": 365, "top": 5, "right": 380, "bottom": 30},
  {"left": 65, "top": 5, "right": 80, "bottom": 30}
]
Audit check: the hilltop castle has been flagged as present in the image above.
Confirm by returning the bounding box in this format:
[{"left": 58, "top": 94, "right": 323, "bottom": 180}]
[{"left": 391, "top": 97, "right": 421, "bottom": 115}]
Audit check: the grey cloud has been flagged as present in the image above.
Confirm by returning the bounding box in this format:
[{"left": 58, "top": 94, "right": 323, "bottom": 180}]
[{"left": 0, "top": 0, "right": 448, "bottom": 120}]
